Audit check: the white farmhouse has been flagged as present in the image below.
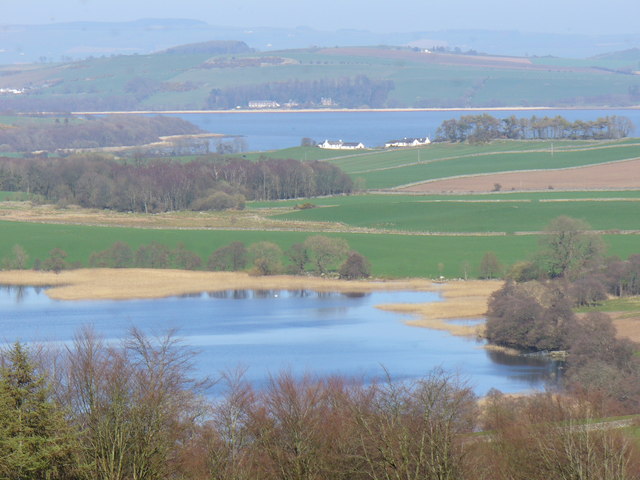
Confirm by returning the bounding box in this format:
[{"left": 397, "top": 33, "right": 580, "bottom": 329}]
[
  {"left": 248, "top": 100, "right": 280, "bottom": 109},
  {"left": 384, "top": 137, "right": 431, "bottom": 148},
  {"left": 318, "top": 139, "right": 366, "bottom": 150}
]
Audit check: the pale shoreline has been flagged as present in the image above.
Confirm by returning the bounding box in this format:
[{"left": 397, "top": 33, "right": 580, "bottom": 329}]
[
  {"left": 0, "top": 269, "right": 501, "bottom": 337},
  {"left": 65, "top": 106, "right": 640, "bottom": 115}
]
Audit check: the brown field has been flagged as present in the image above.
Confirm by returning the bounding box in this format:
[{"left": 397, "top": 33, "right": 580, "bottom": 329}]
[
  {"left": 0, "top": 269, "right": 499, "bottom": 337},
  {"left": 397, "top": 157, "right": 640, "bottom": 194},
  {"left": 319, "top": 47, "right": 605, "bottom": 73}
]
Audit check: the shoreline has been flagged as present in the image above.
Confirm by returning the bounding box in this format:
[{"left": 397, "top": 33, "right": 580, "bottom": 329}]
[
  {"left": 40, "top": 106, "right": 640, "bottom": 116},
  {"left": 0, "top": 269, "right": 501, "bottom": 337}
]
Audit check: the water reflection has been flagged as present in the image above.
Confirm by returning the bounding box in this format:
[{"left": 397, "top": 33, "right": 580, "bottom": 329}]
[{"left": 0, "top": 286, "right": 558, "bottom": 395}]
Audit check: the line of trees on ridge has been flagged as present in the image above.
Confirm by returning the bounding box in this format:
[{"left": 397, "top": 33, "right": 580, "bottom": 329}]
[
  {"left": 206, "top": 75, "right": 395, "bottom": 109},
  {"left": 435, "top": 114, "right": 634, "bottom": 143},
  {"left": 0, "top": 154, "right": 353, "bottom": 212}
]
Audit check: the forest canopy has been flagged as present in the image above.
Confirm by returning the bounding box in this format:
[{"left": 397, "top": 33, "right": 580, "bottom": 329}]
[
  {"left": 435, "top": 114, "right": 634, "bottom": 143},
  {"left": 0, "top": 154, "right": 353, "bottom": 211},
  {"left": 0, "top": 115, "right": 202, "bottom": 152}
]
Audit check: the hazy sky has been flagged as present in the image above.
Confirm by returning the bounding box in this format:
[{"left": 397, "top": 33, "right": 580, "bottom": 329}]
[{"left": 4, "top": 0, "right": 639, "bottom": 35}]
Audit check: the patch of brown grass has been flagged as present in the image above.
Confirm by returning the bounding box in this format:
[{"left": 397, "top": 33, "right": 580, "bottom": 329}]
[
  {"left": 380, "top": 280, "right": 502, "bottom": 336},
  {"left": 609, "top": 312, "right": 640, "bottom": 343},
  {"left": 0, "top": 269, "right": 436, "bottom": 301}
]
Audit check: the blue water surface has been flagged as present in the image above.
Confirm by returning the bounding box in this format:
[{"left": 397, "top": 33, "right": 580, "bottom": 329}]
[
  {"left": 0, "top": 286, "right": 558, "bottom": 395},
  {"left": 166, "top": 108, "right": 640, "bottom": 151}
]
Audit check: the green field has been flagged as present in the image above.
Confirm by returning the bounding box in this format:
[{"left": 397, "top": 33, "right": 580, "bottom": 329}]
[
  {"left": 0, "top": 215, "right": 639, "bottom": 279},
  {"left": 267, "top": 194, "right": 640, "bottom": 233},
  {"left": 329, "top": 142, "right": 640, "bottom": 189},
  {"left": 2, "top": 138, "right": 640, "bottom": 279},
  {"left": 251, "top": 140, "right": 640, "bottom": 190},
  {"left": 0, "top": 220, "right": 551, "bottom": 278}
]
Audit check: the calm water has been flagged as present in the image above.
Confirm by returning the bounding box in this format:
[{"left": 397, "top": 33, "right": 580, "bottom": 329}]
[
  {"left": 0, "top": 286, "right": 559, "bottom": 395},
  {"left": 167, "top": 108, "right": 640, "bottom": 151}
]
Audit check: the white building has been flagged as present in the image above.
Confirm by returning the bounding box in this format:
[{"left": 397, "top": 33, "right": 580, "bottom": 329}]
[
  {"left": 318, "top": 139, "right": 366, "bottom": 150},
  {"left": 248, "top": 100, "right": 280, "bottom": 109},
  {"left": 384, "top": 137, "right": 431, "bottom": 148}
]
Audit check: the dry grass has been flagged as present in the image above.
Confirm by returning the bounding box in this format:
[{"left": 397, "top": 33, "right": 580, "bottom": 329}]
[
  {"left": 0, "top": 270, "right": 503, "bottom": 337},
  {"left": 0, "top": 269, "right": 435, "bottom": 300},
  {"left": 608, "top": 312, "right": 640, "bottom": 343},
  {"left": 383, "top": 280, "right": 502, "bottom": 336},
  {"left": 0, "top": 202, "right": 339, "bottom": 231}
]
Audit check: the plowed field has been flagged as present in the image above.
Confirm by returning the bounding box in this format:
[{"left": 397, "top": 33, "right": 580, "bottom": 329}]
[{"left": 397, "top": 157, "right": 640, "bottom": 193}]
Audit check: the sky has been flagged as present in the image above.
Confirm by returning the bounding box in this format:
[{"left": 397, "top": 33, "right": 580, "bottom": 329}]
[{"left": 3, "top": 0, "right": 640, "bottom": 35}]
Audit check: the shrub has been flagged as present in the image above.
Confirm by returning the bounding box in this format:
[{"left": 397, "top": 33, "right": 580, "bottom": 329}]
[{"left": 339, "top": 252, "right": 371, "bottom": 279}]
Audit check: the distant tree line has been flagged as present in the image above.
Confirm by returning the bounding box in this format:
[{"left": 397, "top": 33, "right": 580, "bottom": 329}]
[
  {"left": 435, "top": 114, "right": 634, "bottom": 143},
  {"left": 206, "top": 75, "right": 395, "bottom": 109},
  {"left": 0, "top": 154, "right": 353, "bottom": 211},
  {"left": 0, "top": 115, "right": 201, "bottom": 152}
]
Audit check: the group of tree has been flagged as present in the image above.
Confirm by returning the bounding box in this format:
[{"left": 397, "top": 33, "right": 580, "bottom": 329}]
[
  {"left": 0, "top": 153, "right": 353, "bottom": 212},
  {"left": 435, "top": 113, "right": 634, "bottom": 143},
  {"left": 1, "top": 335, "right": 639, "bottom": 480},
  {"left": 3, "top": 235, "right": 372, "bottom": 280},
  {"left": 484, "top": 215, "right": 640, "bottom": 411},
  {"left": 0, "top": 115, "right": 201, "bottom": 152},
  {"left": 206, "top": 75, "right": 395, "bottom": 109}
]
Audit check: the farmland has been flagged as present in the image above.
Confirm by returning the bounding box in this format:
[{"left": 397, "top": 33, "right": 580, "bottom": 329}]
[
  {"left": 1, "top": 137, "right": 640, "bottom": 278},
  {"left": 2, "top": 45, "right": 640, "bottom": 111}
]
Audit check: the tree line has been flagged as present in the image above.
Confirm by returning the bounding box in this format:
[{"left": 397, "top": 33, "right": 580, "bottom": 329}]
[
  {"left": 2, "top": 235, "right": 372, "bottom": 280},
  {"left": 435, "top": 113, "right": 634, "bottom": 143},
  {"left": 206, "top": 75, "right": 395, "bottom": 109},
  {"left": 1, "top": 332, "right": 638, "bottom": 480},
  {"left": 0, "top": 154, "right": 353, "bottom": 211},
  {"left": 0, "top": 115, "right": 201, "bottom": 152}
]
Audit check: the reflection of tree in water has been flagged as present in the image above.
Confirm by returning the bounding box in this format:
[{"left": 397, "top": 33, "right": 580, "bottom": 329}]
[
  {"left": 287, "top": 289, "right": 313, "bottom": 298},
  {"left": 2, "top": 285, "right": 27, "bottom": 303},
  {"left": 486, "top": 349, "right": 564, "bottom": 387},
  {"left": 177, "top": 292, "right": 202, "bottom": 299},
  {"left": 207, "top": 290, "right": 250, "bottom": 299},
  {"left": 253, "top": 290, "right": 276, "bottom": 299},
  {"left": 341, "top": 292, "right": 369, "bottom": 299}
]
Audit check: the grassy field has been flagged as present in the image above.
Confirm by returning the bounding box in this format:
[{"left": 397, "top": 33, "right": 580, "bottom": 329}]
[
  {"left": 2, "top": 139, "right": 640, "bottom": 279},
  {"left": 247, "top": 140, "right": 640, "bottom": 190},
  {"left": 334, "top": 143, "right": 640, "bottom": 189},
  {"left": 0, "top": 219, "right": 532, "bottom": 278},
  {"left": 1, "top": 214, "right": 639, "bottom": 279},
  {"left": 267, "top": 194, "right": 640, "bottom": 233}
]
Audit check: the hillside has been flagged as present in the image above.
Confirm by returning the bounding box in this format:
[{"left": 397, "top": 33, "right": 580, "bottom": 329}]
[{"left": 1, "top": 45, "right": 640, "bottom": 112}]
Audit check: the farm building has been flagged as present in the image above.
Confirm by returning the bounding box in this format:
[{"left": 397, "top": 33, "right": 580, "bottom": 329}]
[
  {"left": 385, "top": 137, "right": 431, "bottom": 148},
  {"left": 248, "top": 100, "right": 280, "bottom": 108},
  {"left": 318, "top": 140, "right": 366, "bottom": 150}
]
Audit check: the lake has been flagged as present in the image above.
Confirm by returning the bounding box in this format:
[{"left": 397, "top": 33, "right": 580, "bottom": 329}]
[
  {"left": 0, "top": 286, "right": 559, "bottom": 395},
  {"left": 167, "top": 108, "right": 640, "bottom": 151}
]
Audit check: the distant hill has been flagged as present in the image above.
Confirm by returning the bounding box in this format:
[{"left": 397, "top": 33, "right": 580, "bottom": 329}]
[
  {"left": 0, "top": 44, "right": 639, "bottom": 112},
  {"left": 591, "top": 48, "right": 640, "bottom": 61},
  {"left": 1, "top": 20, "right": 640, "bottom": 64},
  {"left": 161, "top": 40, "right": 253, "bottom": 55}
]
